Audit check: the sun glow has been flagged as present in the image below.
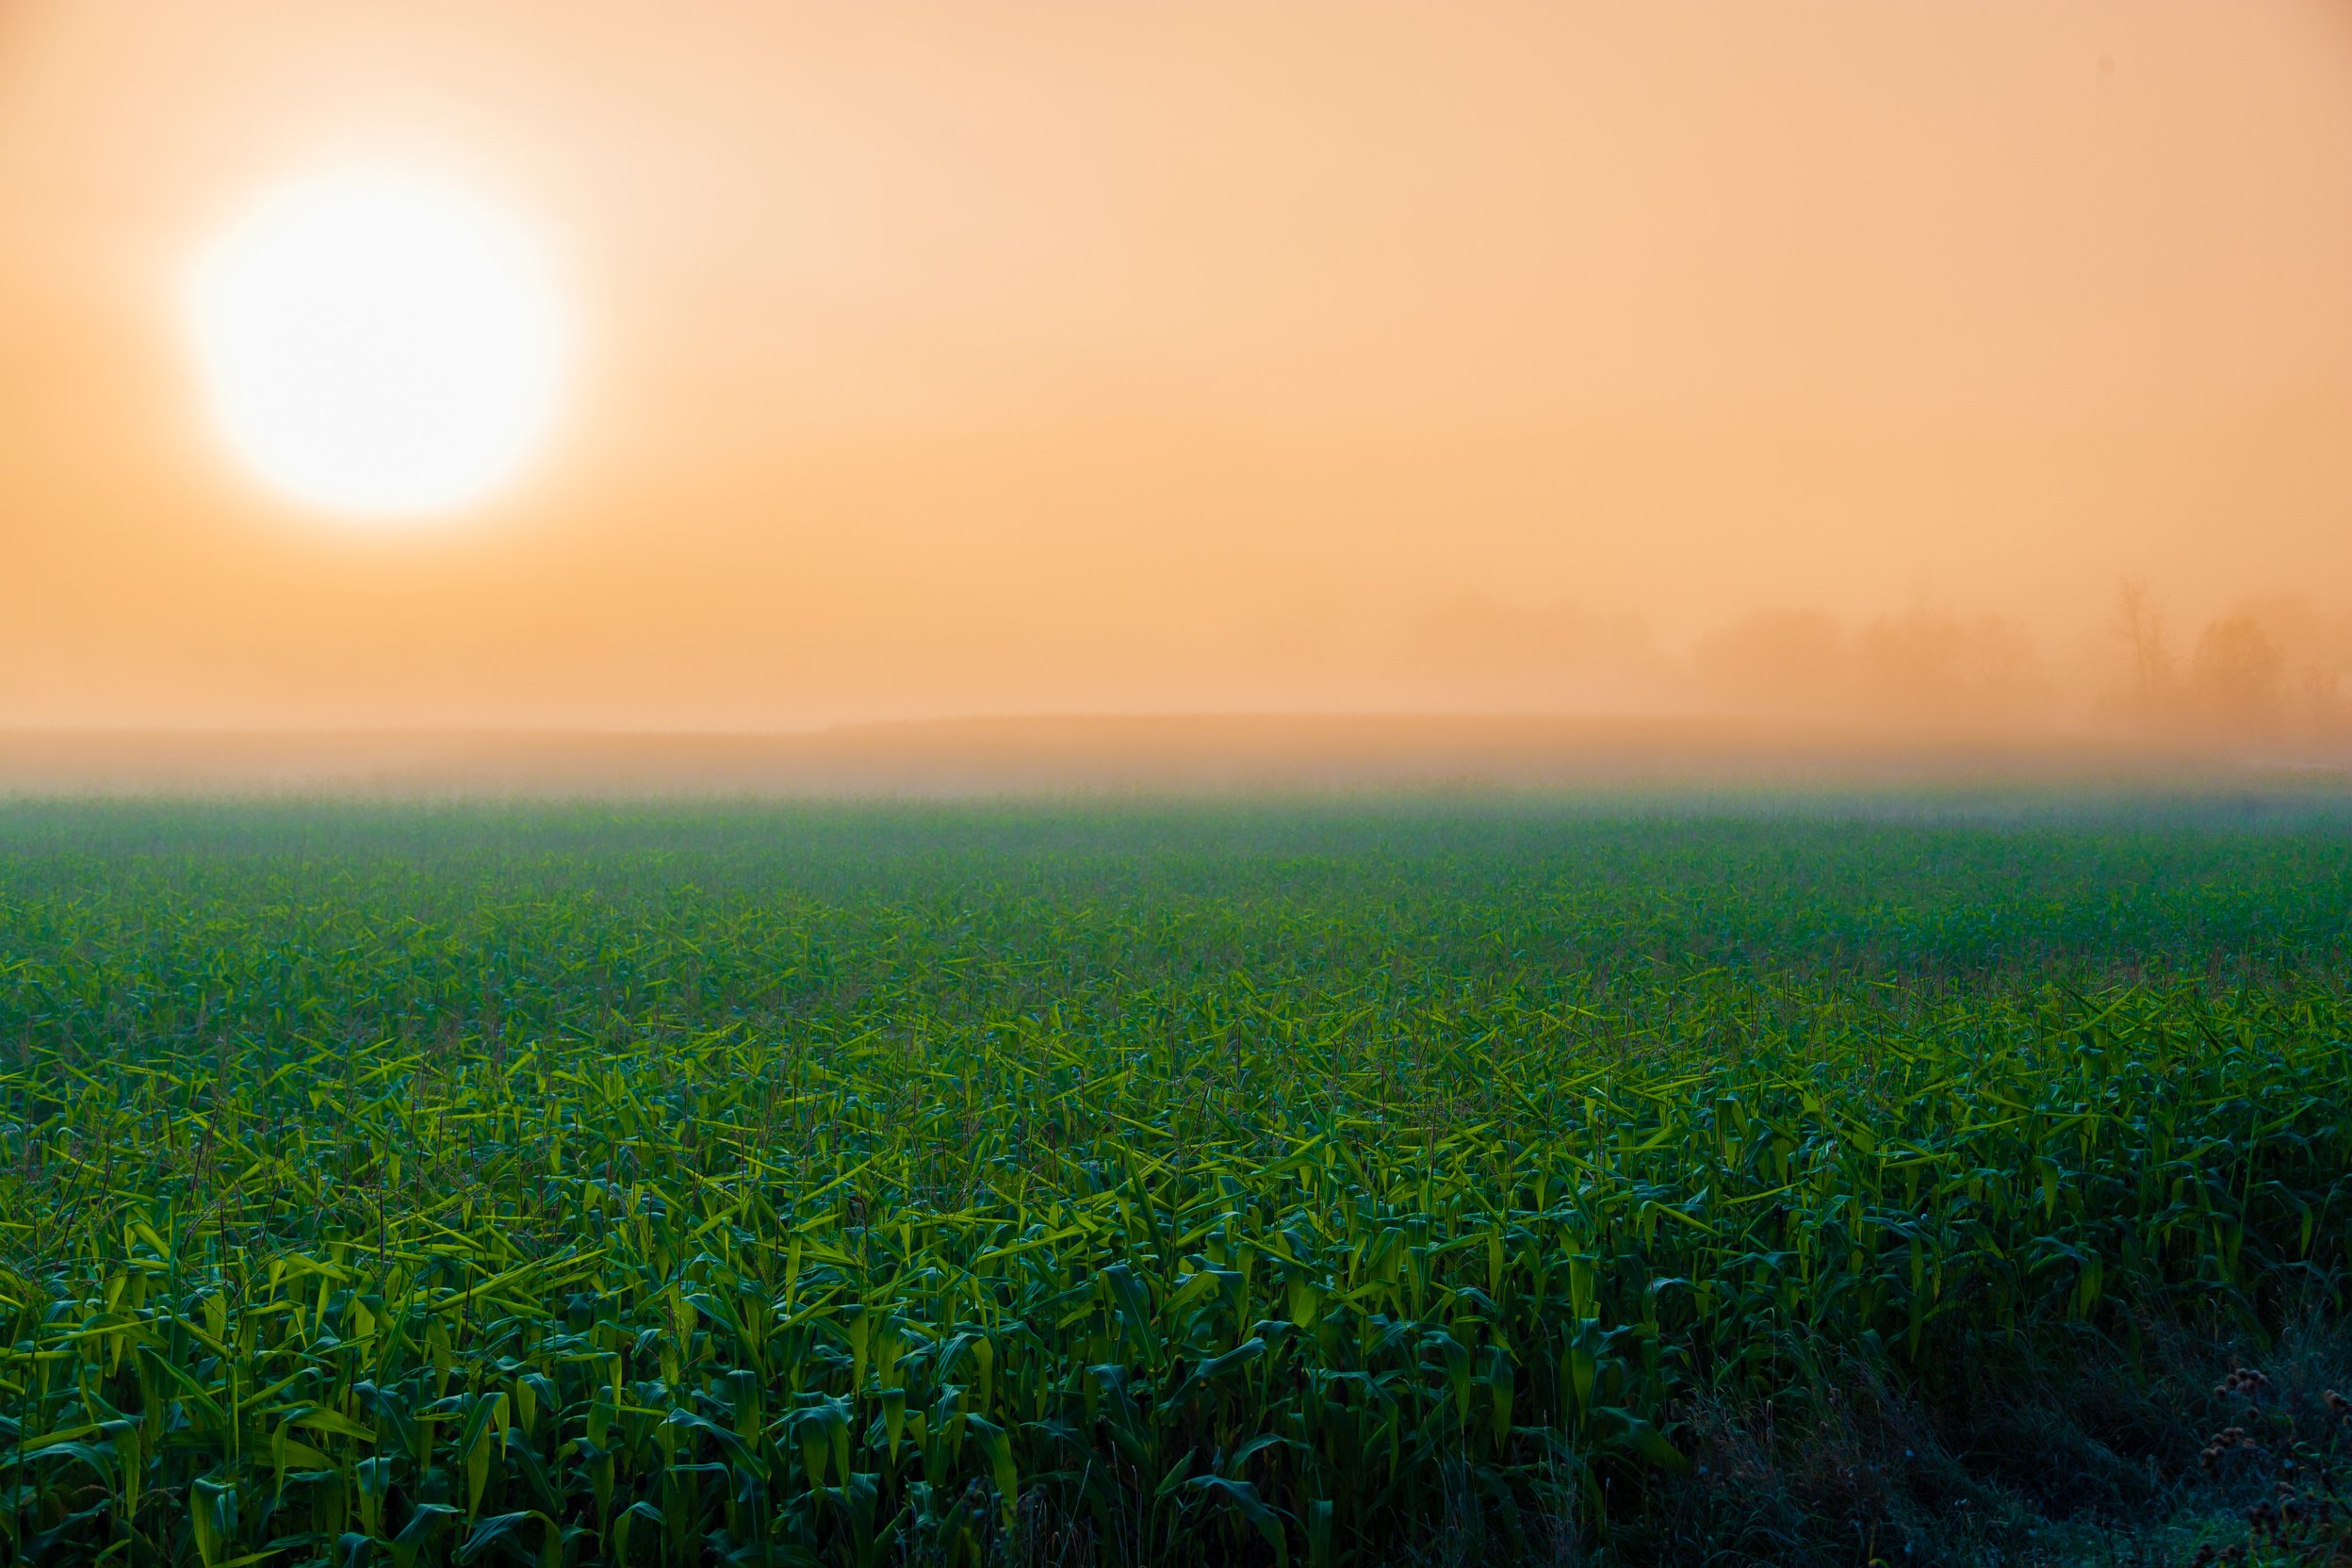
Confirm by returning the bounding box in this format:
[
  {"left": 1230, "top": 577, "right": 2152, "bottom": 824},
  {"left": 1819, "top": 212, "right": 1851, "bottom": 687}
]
[{"left": 188, "top": 171, "right": 568, "bottom": 520}]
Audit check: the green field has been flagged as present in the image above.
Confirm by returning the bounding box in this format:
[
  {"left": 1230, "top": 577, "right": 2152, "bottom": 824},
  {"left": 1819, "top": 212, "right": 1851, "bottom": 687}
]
[{"left": 3, "top": 797, "right": 2350, "bottom": 1566}]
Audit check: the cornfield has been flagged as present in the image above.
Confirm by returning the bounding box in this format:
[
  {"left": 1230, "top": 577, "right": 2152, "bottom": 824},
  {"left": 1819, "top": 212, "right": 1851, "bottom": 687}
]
[{"left": 2, "top": 799, "right": 2348, "bottom": 1565}]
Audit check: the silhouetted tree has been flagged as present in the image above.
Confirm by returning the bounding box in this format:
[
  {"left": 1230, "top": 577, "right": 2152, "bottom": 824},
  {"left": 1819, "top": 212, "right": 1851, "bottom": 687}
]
[
  {"left": 2108, "top": 577, "right": 2176, "bottom": 722},
  {"left": 1852, "top": 606, "right": 2042, "bottom": 721},
  {"left": 2186, "top": 614, "right": 2284, "bottom": 738}
]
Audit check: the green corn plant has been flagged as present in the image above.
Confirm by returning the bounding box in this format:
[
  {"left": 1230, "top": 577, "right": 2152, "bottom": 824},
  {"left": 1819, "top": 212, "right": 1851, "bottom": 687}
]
[{"left": 0, "top": 797, "right": 2348, "bottom": 1564}]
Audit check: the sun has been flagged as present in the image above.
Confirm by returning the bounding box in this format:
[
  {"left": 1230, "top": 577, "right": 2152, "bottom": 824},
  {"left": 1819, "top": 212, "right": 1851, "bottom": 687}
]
[{"left": 188, "top": 171, "right": 569, "bottom": 520}]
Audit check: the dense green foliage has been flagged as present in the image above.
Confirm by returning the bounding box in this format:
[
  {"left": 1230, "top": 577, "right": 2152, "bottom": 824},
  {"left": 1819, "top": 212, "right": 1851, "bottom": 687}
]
[{"left": 2, "top": 797, "right": 2349, "bottom": 1566}]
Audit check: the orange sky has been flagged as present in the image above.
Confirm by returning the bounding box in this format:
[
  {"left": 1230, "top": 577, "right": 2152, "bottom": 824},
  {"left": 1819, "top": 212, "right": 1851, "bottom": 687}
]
[{"left": 3, "top": 1, "right": 2350, "bottom": 730}]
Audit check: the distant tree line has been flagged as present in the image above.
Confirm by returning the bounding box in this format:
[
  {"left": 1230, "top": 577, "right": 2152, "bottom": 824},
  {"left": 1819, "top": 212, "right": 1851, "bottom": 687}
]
[
  {"left": 1364, "top": 583, "right": 2349, "bottom": 746},
  {"left": 2104, "top": 580, "right": 2349, "bottom": 743},
  {"left": 1681, "top": 583, "right": 2350, "bottom": 744},
  {"left": 1690, "top": 603, "right": 2046, "bottom": 725}
]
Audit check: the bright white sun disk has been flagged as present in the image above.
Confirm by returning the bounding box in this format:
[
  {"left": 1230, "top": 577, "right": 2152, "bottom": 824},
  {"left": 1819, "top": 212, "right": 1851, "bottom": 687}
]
[{"left": 188, "top": 172, "right": 567, "bottom": 519}]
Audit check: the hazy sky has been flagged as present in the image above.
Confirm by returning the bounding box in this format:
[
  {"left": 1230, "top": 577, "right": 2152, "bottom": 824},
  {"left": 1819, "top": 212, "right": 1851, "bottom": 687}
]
[{"left": 4, "top": 2, "right": 2350, "bottom": 728}]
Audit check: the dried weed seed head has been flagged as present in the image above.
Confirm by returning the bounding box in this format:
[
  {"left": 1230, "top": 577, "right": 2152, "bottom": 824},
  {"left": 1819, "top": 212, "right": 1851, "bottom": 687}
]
[{"left": 2213, "top": 1365, "right": 2273, "bottom": 1400}]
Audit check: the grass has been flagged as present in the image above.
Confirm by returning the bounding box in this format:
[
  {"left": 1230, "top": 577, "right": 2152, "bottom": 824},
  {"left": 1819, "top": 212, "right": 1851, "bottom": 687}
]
[{"left": 1, "top": 794, "right": 2349, "bottom": 1566}]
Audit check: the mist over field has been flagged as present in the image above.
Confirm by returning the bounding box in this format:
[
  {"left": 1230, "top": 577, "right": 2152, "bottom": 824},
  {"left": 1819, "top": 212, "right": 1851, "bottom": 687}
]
[{"left": 0, "top": 711, "right": 2346, "bottom": 802}]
